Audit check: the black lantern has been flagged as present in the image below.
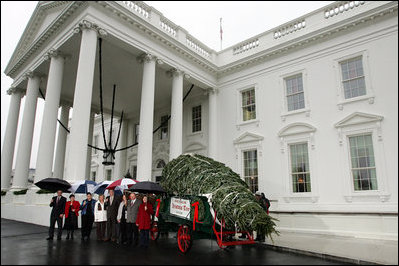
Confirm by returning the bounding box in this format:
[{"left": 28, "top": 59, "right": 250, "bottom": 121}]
[{"left": 102, "top": 149, "right": 115, "bottom": 165}]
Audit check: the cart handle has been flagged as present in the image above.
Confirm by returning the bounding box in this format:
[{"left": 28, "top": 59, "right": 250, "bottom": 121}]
[
  {"left": 191, "top": 201, "right": 203, "bottom": 231},
  {"left": 155, "top": 198, "right": 161, "bottom": 218}
]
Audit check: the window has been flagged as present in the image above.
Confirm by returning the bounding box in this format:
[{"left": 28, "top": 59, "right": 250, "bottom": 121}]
[
  {"left": 160, "top": 116, "right": 169, "bottom": 140},
  {"left": 243, "top": 150, "right": 258, "bottom": 193},
  {"left": 155, "top": 176, "right": 162, "bottom": 184},
  {"left": 93, "top": 135, "right": 99, "bottom": 154},
  {"left": 349, "top": 134, "right": 377, "bottom": 191},
  {"left": 192, "top": 105, "right": 202, "bottom": 132},
  {"left": 133, "top": 166, "right": 137, "bottom": 180},
  {"left": 106, "top": 169, "right": 112, "bottom": 181},
  {"left": 340, "top": 56, "right": 366, "bottom": 99},
  {"left": 156, "top": 160, "right": 166, "bottom": 169},
  {"left": 289, "top": 143, "right": 311, "bottom": 193},
  {"left": 91, "top": 171, "right": 96, "bottom": 181},
  {"left": 241, "top": 89, "right": 256, "bottom": 121},
  {"left": 285, "top": 74, "right": 305, "bottom": 111},
  {"left": 135, "top": 124, "right": 139, "bottom": 143}
]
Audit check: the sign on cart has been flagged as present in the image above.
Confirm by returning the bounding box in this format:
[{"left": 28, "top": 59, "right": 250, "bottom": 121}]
[{"left": 170, "top": 197, "right": 190, "bottom": 219}]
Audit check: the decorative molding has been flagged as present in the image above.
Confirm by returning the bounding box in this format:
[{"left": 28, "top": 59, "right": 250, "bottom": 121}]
[
  {"left": 278, "top": 122, "right": 317, "bottom": 137},
  {"left": 136, "top": 53, "right": 157, "bottom": 64},
  {"left": 43, "top": 49, "right": 70, "bottom": 61},
  {"left": 6, "top": 87, "right": 24, "bottom": 95},
  {"left": 334, "top": 112, "right": 384, "bottom": 128},
  {"left": 184, "top": 142, "right": 206, "bottom": 153},
  {"left": 23, "top": 70, "right": 45, "bottom": 80},
  {"left": 166, "top": 67, "right": 183, "bottom": 78},
  {"left": 73, "top": 19, "right": 108, "bottom": 37},
  {"left": 233, "top": 131, "right": 264, "bottom": 145}
]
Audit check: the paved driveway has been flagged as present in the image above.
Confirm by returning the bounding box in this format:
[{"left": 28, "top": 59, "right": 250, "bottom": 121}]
[{"left": 1, "top": 219, "right": 351, "bottom": 265}]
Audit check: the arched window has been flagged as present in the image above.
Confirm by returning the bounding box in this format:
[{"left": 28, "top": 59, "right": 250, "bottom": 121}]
[{"left": 156, "top": 160, "right": 166, "bottom": 169}]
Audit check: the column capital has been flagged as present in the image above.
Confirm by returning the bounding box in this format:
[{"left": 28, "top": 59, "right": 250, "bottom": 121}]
[
  {"left": 73, "top": 19, "right": 108, "bottom": 37},
  {"left": 6, "top": 87, "right": 24, "bottom": 95},
  {"left": 23, "top": 70, "right": 46, "bottom": 80},
  {"left": 43, "top": 49, "right": 70, "bottom": 61},
  {"left": 137, "top": 53, "right": 157, "bottom": 64},
  {"left": 206, "top": 87, "right": 218, "bottom": 95},
  {"left": 59, "top": 99, "right": 72, "bottom": 108},
  {"left": 166, "top": 68, "right": 184, "bottom": 78}
]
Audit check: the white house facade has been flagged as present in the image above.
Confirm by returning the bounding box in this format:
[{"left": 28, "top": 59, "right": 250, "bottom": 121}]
[{"left": 1, "top": 1, "right": 397, "bottom": 264}]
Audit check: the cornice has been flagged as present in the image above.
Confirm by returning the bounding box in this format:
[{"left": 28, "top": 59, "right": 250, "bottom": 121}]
[
  {"left": 5, "top": 1, "right": 85, "bottom": 77},
  {"left": 217, "top": 4, "right": 398, "bottom": 78}
]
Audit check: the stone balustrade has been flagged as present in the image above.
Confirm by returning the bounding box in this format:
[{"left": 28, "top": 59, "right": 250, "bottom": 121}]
[
  {"left": 233, "top": 38, "right": 260, "bottom": 55},
  {"left": 324, "top": 1, "right": 366, "bottom": 19},
  {"left": 122, "top": 1, "right": 149, "bottom": 19},
  {"left": 274, "top": 20, "right": 306, "bottom": 39},
  {"left": 186, "top": 35, "right": 211, "bottom": 59},
  {"left": 160, "top": 18, "right": 177, "bottom": 37}
]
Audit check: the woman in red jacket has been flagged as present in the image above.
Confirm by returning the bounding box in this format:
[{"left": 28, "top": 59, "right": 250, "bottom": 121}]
[
  {"left": 135, "top": 195, "right": 153, "bottom": 248},
  {"left": 64, "top": 194, "right": 81, "bottom": 239}
]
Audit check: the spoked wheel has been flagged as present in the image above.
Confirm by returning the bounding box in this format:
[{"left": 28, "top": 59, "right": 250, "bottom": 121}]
[
  {"left": 177, "top": 225, "right": 193, "bottom": 253},
  {"left": 150, "top": 221, "right": 160, "bottom": 241}
]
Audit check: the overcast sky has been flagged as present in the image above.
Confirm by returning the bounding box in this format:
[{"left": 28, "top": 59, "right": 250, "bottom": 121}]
[{"left": 1, "top": 1, "right": 333, "bottom": 169}]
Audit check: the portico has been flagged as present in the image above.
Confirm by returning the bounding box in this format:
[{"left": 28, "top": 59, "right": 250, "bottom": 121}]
[{"left": 1, "top": 1, "right": 216, "bottom": 190}]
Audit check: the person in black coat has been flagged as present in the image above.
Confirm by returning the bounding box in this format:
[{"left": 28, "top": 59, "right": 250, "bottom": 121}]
[
  {"left": 47, "top": 190, "right": 66, "bottom": 240},
  {"left": 104, "top": 189, "right": 122, "bottom": 242}
]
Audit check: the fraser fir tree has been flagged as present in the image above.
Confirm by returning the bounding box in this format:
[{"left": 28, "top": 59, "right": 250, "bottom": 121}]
[{"left": 161, "top": 153, "right": 279, "bottom": 240}]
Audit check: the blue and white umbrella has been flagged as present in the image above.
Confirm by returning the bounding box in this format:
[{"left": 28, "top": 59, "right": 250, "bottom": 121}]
[
  {"left": 93, "top": 181, "right": 123, "bottom": 196},
  {"left": 69, "top": 180, "right": 97, "bottom": 194}
]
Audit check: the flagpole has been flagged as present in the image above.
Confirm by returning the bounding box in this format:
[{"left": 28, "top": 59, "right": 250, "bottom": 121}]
[{"left": 220, "top": 17, "right": 223, "bottom": 51}]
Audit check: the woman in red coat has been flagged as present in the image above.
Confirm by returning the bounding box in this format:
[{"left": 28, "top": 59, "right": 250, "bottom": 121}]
[
  {"left": 64, "top": 194, "right": 81, "bottom": 239},
  {"left": 136, "top": 195, "right": 153, "bottom": 248}
]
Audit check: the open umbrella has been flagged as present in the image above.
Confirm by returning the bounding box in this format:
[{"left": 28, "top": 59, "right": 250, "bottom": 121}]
[
  {"left": 35, "top": 178, "right": 71, "bottom": 193},
  {"left": 69, "top": 180, "right": 97, "bottom": 194},
  {"left": 106, "top": 178, "right": 139, "bottom": 191},
  {"left": 93, "top": 181, "right": 123, "bottom": 196},
  {"left": 128, "top": 181, "right": 165, "bottom": 194}
]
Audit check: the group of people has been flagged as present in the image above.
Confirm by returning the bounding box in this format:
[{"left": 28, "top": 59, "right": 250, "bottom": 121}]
[{"left": 46, "top": 189, "right": 154, "bottom": 248}]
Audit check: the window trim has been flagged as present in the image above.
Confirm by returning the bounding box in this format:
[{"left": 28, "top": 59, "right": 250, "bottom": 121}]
[
  {"left": 334, "top": 50, "right": 375, "bottom": 110},
  {"left": 280, "top": 69, "right": 310, "bottom": 121},
  {"left": 236, "top": 84, "right": 260, "bottom": 127},
  {"left": 288, "top": 142, "right": 312, "bottom": 193},
  {"left": 191, "top": 105, "right": 202, "bottom": 133}
]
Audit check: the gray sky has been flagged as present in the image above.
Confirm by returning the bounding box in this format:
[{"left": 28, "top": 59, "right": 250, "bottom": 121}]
[{"left": 1, "top": 1, "right": 334, "bottom": 169}]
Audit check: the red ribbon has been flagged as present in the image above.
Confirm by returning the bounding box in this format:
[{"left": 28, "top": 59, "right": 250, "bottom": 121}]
[
  {"left": 191, "top": 201, "right": 203, "bottom": 231},
  {"left": 155, "top": 199, "right": 161, "bottom": 217}
]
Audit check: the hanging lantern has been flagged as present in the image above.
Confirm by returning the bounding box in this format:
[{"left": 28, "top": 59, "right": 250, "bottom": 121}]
[{"left": 102, "top": 149, "right": 115, "bottom": 165}]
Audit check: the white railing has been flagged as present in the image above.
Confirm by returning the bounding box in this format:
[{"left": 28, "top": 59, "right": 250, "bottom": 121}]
[
  {"left": 324, "top": 1, "right": 366, "bottom": 19},
  {"left": 233, "top": 38, "right": 259, "bottom": 55},
  {"left": 160, "top": 18, "right": 177, "bottom": 38},
  {"left": 186, "top": 36, "right": 211, "bottom": 58},
  {"left": 122, "top": 1, "right": 149, "bottom": 19},
  {"left": 274, "top": 20, "right": 306, "bottom": 39}
]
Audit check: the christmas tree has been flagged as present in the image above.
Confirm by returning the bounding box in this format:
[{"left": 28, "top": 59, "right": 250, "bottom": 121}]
[{"left": 161, "top": 153, "right": 278, "bottom": 240}]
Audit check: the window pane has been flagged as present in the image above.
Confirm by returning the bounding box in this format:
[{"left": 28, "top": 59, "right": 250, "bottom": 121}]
[
  {"left": 243, "top": 150, "right": 258, "bottom": 193},
  {"left": 290, "top": 143, "right": 310, "bottom": 193},
  {"left": 341, "top": 57, "right": 366, "bottom": 99},
  {"left": 349, "top": 134, "right": 377, "bottom": 191}
]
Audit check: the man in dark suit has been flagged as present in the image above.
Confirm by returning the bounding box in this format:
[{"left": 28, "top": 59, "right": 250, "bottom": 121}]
[
  {"left": 104, "top": 189, "right": 121, "bottom": 242},
  {"left": 47, "top": 190, "right": 66, "bottom": 240},
  {"left": 126, "top": 192, "right": 142, "bottom": 246}
]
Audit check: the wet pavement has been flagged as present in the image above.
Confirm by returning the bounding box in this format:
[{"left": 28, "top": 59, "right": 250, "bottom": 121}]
[{"left": 1, "top": 218, "right": 352, "bottom": 265}]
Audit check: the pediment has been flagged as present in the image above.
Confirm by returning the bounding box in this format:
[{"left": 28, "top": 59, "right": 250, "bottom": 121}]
[
  {"left": 334, "top": 112, "right": 383, "bottom": 128},
  {"left": 234, "top": 131, "right": 264, "bottom": 144},
  {"left": 6, "top": 1, "right": 72, "bottom": 71},
  {"left": 278, "top": 122, "right": 316, "bottom": 137},
  {"left": 184, "top": 142, "right": 206, "bottom": 152}
]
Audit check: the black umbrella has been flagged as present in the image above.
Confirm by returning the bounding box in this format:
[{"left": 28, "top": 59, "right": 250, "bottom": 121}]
[
  {"left": 128, "top": 181, "right": 166, "bottom": 194},
  {"left": 35, "top": 178, "right": 71, "bottom": 193}
]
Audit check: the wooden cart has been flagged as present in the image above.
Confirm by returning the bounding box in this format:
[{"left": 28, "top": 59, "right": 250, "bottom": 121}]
[{"left": 149, "top": 195, "right": 255, "bottom": 253}]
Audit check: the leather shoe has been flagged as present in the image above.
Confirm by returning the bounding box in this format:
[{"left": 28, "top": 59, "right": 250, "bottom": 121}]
[{"left": 46, "top": 237, "right": 53, "bottom": 240}]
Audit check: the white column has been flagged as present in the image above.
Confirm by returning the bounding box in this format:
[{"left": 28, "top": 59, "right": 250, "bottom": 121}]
[
  {"left": 115, "top": 118, "right": 128, "bottom": 178},
  {"left": 208, "top": 89, "right": 218, "bottom": 159},
  {"left": 137, "top": 54, "right": 157, "bottom": 181},
  {"left": 85, "top": 111, "right": 95, "bottom": 180},
  {"left": 169, "top": 68, "right": 183, "bottom": 160},
  {"left": 1, "top": 88, "right": 23, "bottom": 190},
  {"left": 12, "top": 74, "right": 41, "bottom": 189},
  {"left": 52, "top": 103, "right": 70, "bottom": 179},
  {"left": 34, "top": 51, "right": 65, "bottom": 184},
  {"left": 67, "top": 21, "right": 101, "bottom": 182}
]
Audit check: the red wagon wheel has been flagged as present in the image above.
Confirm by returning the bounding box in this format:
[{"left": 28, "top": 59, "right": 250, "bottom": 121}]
[
  {"left": 150, "top": 221, "right": 160, "bottom": 241},
  {"left": 177, "top": 225, "right": 193, "bottom": 253}
]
